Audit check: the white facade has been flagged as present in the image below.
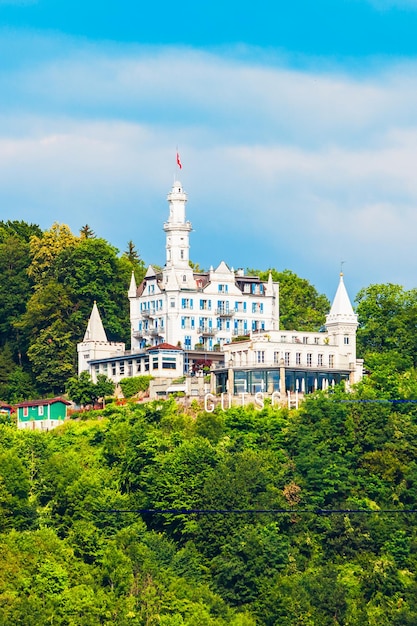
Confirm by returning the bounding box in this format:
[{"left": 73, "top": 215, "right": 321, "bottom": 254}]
[
  {"left": 218, "top": 273, "right": 363, "bottom": 394},
  {"left": 77, "top": 181, "right": 363, "bottom": 395},
  {"left": 129, "top": 181, "right": 279, "bottom": 352}
]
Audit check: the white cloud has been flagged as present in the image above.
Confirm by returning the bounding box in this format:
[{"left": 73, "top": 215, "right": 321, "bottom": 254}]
[{"left": 0, "top": 37, "right": 416, "bottom": 296}]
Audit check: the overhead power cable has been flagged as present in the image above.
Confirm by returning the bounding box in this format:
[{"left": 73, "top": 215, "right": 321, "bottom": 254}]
[{"left": 94, "top": 508, "right": 417, "bottom": 516}]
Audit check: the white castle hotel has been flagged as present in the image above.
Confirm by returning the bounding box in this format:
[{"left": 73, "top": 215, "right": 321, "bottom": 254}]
[{"left": 78, "top": 181, "right": 363, "bottom": 397}]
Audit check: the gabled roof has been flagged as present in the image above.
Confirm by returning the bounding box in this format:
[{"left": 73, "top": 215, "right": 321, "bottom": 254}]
[
  {"left": 145, "top": 265, "right": 157, "bottom": 278},
  {"left": 214, "top": 260, "right": 232, "bottom": 274},
  {"left": 83, "top": 302, "right": 108, "bottom": 342},
  {"left": 16, "top": 397, "right": 71, "bottom": 408}
]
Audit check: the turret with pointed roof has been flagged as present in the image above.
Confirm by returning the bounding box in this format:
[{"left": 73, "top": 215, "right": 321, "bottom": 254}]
[
  {"left": 326, "top": 273, "right": 361, "bottom": 383},
  {"left": 128, "top": 271, "right": 137, "bottom": 299},
  {"left": 83, "top": 301, "right": 108, "bottom": 343},
  {"left": 77, "top": 303, "right": 125, "bottom": 377},
  {"left": 326, "top": 273, "right": 358, "bottom": 325}
]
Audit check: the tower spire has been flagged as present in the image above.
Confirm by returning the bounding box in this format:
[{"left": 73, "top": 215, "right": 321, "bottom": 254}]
[{"left": 83, "top": 301, "right": 108, "bottom": 342}]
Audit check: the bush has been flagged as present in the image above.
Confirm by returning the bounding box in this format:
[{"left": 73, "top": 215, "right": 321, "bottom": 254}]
[{"left": 119, "top": 376, "right": 153, "bottom": 398}]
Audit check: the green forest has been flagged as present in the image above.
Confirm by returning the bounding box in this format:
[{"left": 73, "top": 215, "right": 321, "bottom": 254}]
[
  {"left": 3, "top": 384, "right": 417, "bottom": 625},
  {"left": 2, "top": 218, "right": 417, "bottom": 624}
]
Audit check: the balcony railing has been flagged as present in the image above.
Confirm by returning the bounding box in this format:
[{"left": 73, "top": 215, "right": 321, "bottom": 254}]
[
  {"left": 215, "top": 308, "right": 235, "bottom": 317},
  {"left": 141, "top": 309, "right": 154, "bottom": 318},
  {"left": 198, "top": 326, "right": 215, "bottom": 336}
]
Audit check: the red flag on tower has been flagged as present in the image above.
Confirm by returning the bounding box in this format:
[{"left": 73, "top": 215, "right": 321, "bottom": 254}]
[{"left": 176, "top": 151, "right": 182, "bottom": 169}]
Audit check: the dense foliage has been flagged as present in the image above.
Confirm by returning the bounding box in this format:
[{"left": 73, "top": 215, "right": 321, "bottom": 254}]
[
  {"left": 119, "top": 376, "right": 153, "bottom": 399},
  {"left": 66, "top": 371, "right": 115, "bottom": 406},
  {"left": 0, "top": 222, "right": 146, "bottom": 400},
  {"left": 2, "top": 384, "right": 417, "bottom": 624},
  {"left": 355, "top": 283, "right": 417, "bottom": 368}
]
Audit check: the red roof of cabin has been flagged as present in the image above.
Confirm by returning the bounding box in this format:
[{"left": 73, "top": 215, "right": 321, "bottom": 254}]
[
  {"left": 15, "top": 396, "right": 71, "bottom": 409},
  {"left": 0, "top": 401, "right": 13, "bottom": 411}
]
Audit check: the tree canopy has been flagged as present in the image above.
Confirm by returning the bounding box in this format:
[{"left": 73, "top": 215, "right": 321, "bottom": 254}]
[
  {"left": 0, "top": 221, "right": 147, "bottom": 398},
  {"left": 250, "top": 268, "right": 330, "bottom": 330},
  {"left": 356, "top": 283, "right": 417, "bottom": 367},
  {"left": 1, "top": 382, "right": 417, "bottom": 623}
]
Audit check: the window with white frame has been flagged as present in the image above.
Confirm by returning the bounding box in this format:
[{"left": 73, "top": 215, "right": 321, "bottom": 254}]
[
  {"left": 256, "top": 350, "right": 265, "bottom": 363},
  {"left": 318, "top": 354, "right": 323, "bottom": 366},
  {"left": 285, "top": 352, "right": 290, "bottom": 366},
  {"left": 296, "top": 352, "right": 301, "bottom": 365},
  {"left": 307, "top": 353, "right": 312, "bottom": 366}
]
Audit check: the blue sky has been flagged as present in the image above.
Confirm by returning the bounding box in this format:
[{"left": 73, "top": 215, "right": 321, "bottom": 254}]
[{"left": 1, "top": 0, "right": 417, "bottom": 302}]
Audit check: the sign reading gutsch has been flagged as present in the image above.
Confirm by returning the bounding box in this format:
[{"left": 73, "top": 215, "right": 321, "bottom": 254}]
[{"left": 204, "top": 392, "right": 282, "bottom": 412}]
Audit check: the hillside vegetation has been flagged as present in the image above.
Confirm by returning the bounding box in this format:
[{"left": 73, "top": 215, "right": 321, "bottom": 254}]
[{"left": 2, "top": 379, "right": 417, "bottom": 624}]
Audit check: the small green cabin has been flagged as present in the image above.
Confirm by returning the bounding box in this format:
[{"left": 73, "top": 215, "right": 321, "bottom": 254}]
[{"left": 16, "top": 397, "right": 71, "bottom": 431}]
